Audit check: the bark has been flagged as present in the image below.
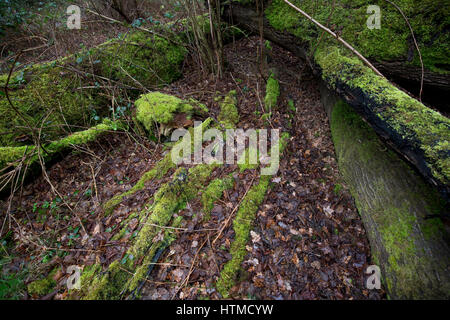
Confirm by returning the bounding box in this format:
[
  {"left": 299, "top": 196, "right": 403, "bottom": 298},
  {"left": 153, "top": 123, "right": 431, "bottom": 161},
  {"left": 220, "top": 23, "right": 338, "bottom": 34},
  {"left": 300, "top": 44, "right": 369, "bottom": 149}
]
[{"left": 320, "top": 82, "right": 450, "bottom": 299}]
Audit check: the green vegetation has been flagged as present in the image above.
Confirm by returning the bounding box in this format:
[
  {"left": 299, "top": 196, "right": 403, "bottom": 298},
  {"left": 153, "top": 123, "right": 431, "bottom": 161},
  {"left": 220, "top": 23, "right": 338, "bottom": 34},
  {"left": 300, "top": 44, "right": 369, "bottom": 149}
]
[
  {"left": 264, "top": 73, "right": 280, "bottom": 111},
  {"left": 27, "top": 267, "right": 59, "bottom": 296},
  {"left": 216, "top": 175, "right": 270, "bottom": 297},
  {"left": 103, "top": 118, "right": 213, "bottom": 215},
  {"left": 78, "top": 163, "right": 218, "bottom": 299},
  {"left": 0, "top": 30, "right": 187, "bottom": 147},
  {"left": 218, "top": 90, "right": 239, "bottom": 128},
  {"left": 216, "top": 132, "right": 290, "bottom": 298},
  {"left": 330, "top": 100, "right": 449, "bottom": 299},
  {"left": 333, "top": 183, "right": 343, "bottom": 195},
  {"left": 0, "top": 119, "right": 122, "bottom": 174},
  {"left": 135, "top": 92, "right": 207, "bottom": 131},
  {"left": 0, "top": 232, "right": 27, "bottom": 299},
  {"left": 202, "top": 175, "right": 235, "bottom": 220},
  {"left": 265, "top": 0, "right": 449, "bottom": 73}
]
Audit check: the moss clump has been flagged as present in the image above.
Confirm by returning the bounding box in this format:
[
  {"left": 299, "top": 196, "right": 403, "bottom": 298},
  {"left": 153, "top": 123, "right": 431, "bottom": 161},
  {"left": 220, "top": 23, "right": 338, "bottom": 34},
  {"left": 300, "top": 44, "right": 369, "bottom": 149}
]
[
  {"left": 316, "top": 46, "right": 450, "bottom": 187},
  {"left": 264, "top": 73, "right": 280, "bottom": 111},
  {"left": 218, "top": 90, "right": 239, "bottom": 128},
  {"left": 135, "top": 92, "right": 208, "bottom": 131},
  {"left": 27, "top": 268, "right": 58, "bottom": 296},
  {"left": 202, "top": 175, "right": 234, "bottom": 220}
]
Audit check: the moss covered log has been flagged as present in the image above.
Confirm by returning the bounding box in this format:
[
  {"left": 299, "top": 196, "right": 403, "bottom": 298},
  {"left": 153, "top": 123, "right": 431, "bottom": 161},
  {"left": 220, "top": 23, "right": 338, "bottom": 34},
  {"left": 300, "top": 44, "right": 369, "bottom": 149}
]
[
  {"left": 223, "top": 1, "right": 450, "bottom": 200},
  {"left": 320, "top": 84, "right": 450, "bottom": 299},
  {"left": 73, "top": 163, "right": 218, "bottom": 300},
  {"left": 0, "top": 119, "right": 122, "bottom": 194},
  {"left": 0, "top": 31, "right": 187, "bottom": 147},
  {"left": 103, "top": 118, "right": 213, "bottom": 215},
  {"left": 231, "top": 0, "right": 450, "bottom": 90}
]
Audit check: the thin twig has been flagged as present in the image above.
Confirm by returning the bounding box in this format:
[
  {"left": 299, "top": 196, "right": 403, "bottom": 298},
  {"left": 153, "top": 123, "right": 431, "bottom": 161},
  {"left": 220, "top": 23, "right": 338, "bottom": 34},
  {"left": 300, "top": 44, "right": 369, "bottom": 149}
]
[{"left": 384, "top": 0, "right": 424, "bottom": 101}]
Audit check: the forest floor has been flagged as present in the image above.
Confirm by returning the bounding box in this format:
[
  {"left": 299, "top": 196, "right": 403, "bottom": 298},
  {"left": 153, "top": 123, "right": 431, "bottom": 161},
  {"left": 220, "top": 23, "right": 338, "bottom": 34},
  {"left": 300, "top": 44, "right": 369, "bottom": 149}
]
[{"left": 0, "top": 36, "right": 384, "bottom": 300}]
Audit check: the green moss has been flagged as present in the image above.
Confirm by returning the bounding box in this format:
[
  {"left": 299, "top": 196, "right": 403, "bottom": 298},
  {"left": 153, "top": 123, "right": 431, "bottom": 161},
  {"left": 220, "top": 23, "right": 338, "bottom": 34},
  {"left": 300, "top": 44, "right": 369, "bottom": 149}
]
[
  {"left": 27, "top": 278, "right": 55, "bottom": 296},
  {"left": 127, "top": 215, "right": 182, "bottom": 294},
  {"left": 264, "top": 73, "right": 280, "bottom": 111},
  {"left": 202, "top": 175, "right": 234, "bottom": 220},
  {"left": 265, "top": 0, "right": 450, "bottom": 73},
  {"left": 238, "top": 147, "right": 259, "bottom": 172},
  {"left": 103, "top": 118, "right": 213, "bottom": 215},
  {"left": 47, "top": 119, "right": 123, "bottom": 152},
  {"left": 218, "top": 90, "right": 239, "bottom": 128},
  {"left": 0, "top": 119, "right": 120, "bottom": 174},
  {"left": 135, "top": 92, "right": 208, "bottom": 131},
  {"left": 103, "top": 152, "right": 175, "bottom": 216},
  {"left": 0, "top": 30, "right": 187, "bottom": 147},
  {"left": 333, "top": 183, "right": 343, "bottom": 195},
  {"left": 27, "top": 268, "right": 58, "bottom": 296},
  {"left": 263, "top": 0, "right": 450, "bottom": 185},
  {"left": 81, "top": 163, "right": 218, "bottom": 299},
  {"left": 216, "top": 175, "right": 270, "bottom": 298},
  {"left": 330, "top": 100, "right": 450, "bottom": 299},
  {"left": 261, "top": 112, "right": 272, "bottom": 126},
  {"left": 216, "top": 133, "right": 290, "bottom": 298},
  {"left": 316, "top": 46, "right": 450, "bottom": 186}
]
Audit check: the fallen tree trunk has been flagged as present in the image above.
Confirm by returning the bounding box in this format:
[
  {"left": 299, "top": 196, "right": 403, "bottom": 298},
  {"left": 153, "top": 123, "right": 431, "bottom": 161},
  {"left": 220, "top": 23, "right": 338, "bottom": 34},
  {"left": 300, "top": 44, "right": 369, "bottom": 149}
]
[
  {"left": 320, "top": 83, "right": 450, "bottom": 299},
  {"left": 223, "top": 3, "right": 450, "bottom": 202},
  {"left": 224, "top": 1, "right": 450, "bottom": 94}
]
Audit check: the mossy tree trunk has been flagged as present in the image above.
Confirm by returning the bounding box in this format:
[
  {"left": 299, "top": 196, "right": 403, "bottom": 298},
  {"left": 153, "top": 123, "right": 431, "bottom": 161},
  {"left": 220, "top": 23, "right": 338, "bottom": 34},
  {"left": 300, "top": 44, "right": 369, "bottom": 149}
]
[
  {"left": 320, "top": 83, "right": 450, "bottom": 299},
  {"left": 221, "top": 2, "right": 450, "bottom": 202}
]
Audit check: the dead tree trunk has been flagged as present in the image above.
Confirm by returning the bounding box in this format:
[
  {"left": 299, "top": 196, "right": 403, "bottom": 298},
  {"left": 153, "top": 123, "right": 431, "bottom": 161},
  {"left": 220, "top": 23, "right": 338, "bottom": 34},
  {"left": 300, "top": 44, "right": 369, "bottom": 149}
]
[{"left": 320, "top": 83, "right": 450, "bottom": 299}]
